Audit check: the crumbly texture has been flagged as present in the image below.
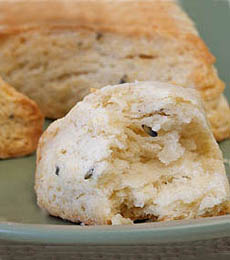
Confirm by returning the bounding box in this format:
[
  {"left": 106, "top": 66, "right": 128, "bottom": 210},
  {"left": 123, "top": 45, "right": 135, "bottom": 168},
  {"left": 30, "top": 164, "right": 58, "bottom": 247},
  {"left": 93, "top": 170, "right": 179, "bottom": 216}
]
[
  {"left": 0, "top": 77, "right": 44, "bottom": 158},
  {"left": 0, "top": 0, "right": 229, "bottom": 141},
  {"left": 35, "top": 82, "right": 230, "bottom": 225}
]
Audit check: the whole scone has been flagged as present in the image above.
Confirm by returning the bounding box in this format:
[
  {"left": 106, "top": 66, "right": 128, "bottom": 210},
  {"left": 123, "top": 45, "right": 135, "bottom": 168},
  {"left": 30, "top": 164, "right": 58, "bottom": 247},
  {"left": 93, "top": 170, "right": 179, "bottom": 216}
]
[
  {"left": 0, "top": 0, "right": 229, "bottom": 140},
  {"left": 35, "top": 82, "right": 230, "bottom": 225}
]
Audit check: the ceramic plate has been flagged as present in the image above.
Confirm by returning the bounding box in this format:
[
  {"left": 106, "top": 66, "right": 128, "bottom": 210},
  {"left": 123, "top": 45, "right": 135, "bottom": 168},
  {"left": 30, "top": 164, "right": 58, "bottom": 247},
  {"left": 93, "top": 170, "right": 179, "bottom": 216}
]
[{"left": 1, "top": 0, "right": 230, "bottom": 246}]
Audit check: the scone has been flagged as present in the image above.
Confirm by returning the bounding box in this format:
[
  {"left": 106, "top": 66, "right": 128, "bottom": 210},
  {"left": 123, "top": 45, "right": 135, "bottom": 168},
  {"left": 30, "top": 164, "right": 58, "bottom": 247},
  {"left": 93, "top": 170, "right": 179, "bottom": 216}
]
[
  {"left": 0, "top": 77, "right": 44, "bottom": 159},
  {"left": 35, "top": 82, "right": 230, "bottom": 225},
  {"left": 0, "top": 0, "right": 229, "bottom": 141}
]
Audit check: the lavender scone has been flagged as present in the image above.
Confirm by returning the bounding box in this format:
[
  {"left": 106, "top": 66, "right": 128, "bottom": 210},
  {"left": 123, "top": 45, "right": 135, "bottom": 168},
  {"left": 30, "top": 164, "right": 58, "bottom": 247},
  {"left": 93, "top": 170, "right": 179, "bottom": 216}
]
[{"left": 35, "top": 82, "right": 230, "bottom": 225}]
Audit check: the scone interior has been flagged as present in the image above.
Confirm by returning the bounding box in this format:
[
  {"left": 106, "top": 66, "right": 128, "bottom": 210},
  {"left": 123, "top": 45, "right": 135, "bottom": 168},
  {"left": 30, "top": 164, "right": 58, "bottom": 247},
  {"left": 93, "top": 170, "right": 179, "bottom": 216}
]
[{"left": 35, "top": 82, "right": 230, "bottom": 225}]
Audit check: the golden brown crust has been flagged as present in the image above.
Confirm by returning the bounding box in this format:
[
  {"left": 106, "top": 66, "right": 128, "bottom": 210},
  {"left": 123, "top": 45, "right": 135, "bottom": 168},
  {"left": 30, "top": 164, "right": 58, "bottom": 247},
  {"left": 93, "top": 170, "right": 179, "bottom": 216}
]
[
  {"left": 0, "top": 77, "right": 44, "bottom": 158},
  {"left": 0, "top": 0, "right": 197, "bottom": 36},
  {"left": 206, "top": 95, "right": 230, "bottom": 141},
  {"left": 200, "top": 201, "right": 230, "bottom": 218}
]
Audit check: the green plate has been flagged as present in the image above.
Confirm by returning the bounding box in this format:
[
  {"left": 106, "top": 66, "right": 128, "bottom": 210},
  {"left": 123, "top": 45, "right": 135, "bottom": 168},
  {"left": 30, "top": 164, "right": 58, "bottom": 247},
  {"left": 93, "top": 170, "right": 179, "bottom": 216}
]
[{"left": 1, "top": 0, "right": 230, "bottom": 247}]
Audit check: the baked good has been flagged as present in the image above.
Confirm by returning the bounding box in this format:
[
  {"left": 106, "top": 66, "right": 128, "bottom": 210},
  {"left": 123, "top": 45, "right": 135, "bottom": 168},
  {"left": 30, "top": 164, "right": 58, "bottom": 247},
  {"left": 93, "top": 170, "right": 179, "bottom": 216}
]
[
  {"left": 35, "top": 81, "right": 230, "bottom": 225},
  {"left": 0, "top": 77, "right": 44, "bottom": 159},
  {"left": 0, "top": 0, "right": 229, "bottom": 141}
]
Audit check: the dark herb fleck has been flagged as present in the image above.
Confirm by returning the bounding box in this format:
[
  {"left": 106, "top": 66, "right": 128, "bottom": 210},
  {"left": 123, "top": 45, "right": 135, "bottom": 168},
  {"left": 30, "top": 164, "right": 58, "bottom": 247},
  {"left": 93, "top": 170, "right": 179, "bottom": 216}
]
[
  {"left": 55, "top": 166, "right": 60, "bottom": 176},
  {"left": 9, "top": 114, "right": 14, "bottom": 119},
  {"left": 142, "top": 125, "right": 158, "bottom": 137},
  {"left": 96, "top": 32, "right": 103, "bottom": 40},
  {"left": 84, "top": 168, "right": 94, "bottom": 180},
  {"left": 61, "top": 149, "right": 67, "bottom": 154},
  {"left": 119, "top": 75, "right": 128, "bottom": 84},
  {"left": 158, "top": 108, "right": 170, "bottom": 116},
  {"left": 78, "top": 42, "right": 83, "bottom": 47},
  {"left": 134, "top": 219, "right": 149, "bottom": 224}
]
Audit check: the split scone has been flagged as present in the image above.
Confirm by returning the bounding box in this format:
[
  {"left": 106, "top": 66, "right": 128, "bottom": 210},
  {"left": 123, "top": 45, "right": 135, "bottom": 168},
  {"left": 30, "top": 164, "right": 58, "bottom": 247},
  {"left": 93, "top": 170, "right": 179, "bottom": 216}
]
[
  {"left": 35, "top": 82, "right": 230, "bottom": 225},
  {"left": 0, "top": 0, "right": 229, "bottom": 141},
  {"left": 0, "top": 77, "right": 44, "bottom": 159}
]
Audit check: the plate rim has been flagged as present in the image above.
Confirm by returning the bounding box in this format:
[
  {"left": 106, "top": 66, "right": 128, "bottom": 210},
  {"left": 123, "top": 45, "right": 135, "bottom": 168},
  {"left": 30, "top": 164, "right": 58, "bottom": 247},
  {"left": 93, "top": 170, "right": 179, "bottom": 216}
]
[{"left": 1, "top": 215, "right": 230, "bottom": 245}]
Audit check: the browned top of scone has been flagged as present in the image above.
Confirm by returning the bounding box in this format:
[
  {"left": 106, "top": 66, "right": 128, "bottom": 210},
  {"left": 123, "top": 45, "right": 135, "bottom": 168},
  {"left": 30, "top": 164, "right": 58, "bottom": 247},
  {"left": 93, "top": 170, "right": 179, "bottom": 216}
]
[
  {"left": 0, "top": 0, "right": 215, "bottom": 63},
  {"left": 0, "top": 0, "right": 196, "bottom": 34}
]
